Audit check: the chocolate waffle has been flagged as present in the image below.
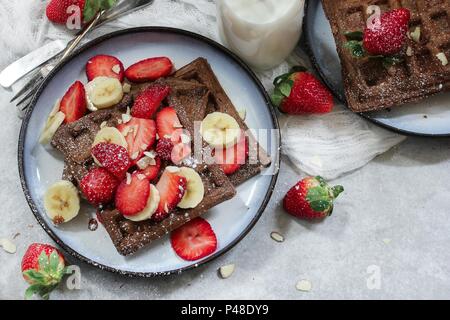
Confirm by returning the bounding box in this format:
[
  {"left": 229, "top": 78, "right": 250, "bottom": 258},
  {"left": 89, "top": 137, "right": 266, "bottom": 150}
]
[
  {"left": 172, "top": 58, "right": 271, "bottom": 186},
  {"left": 322, "top": 0, "right": 450, "bottom": 112}
]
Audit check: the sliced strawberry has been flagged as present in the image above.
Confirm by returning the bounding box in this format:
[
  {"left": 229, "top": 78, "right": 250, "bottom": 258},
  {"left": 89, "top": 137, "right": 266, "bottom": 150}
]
[
  {"left": 170, "top": 218, "right": 217, "bottom": 261},
  {"left": 80, "top": 168, "right": 119, "bottom": 205},
  {"left": 153, "top": 168, "right": 187, "bottom": 222},
  {"left": 156, "top": 107, "right": 182, "bottom": 140},
  {"left": 91, "top": 143, "right": 131, "bottom": 178},
  {"left": 137, "top": 156, "right": 161, "bottom": 181},
  {"left": 171, "top": 143, "right": 192, "bottom": 165},
  {"left": 115, "top": 173, "right": 151, "bottom": 216},
  {"left": 131, "top": 84, "right": 170, "bottom": 119},
  {"left": 117, "top": 117, "right": 156, "bottom": 164},
  {"left": 156, "top": 138, "right": 174, "bottom": 162},
  {"left": 214, "top": 133, "right": 248, "bottom": 175},
  {"left": 60, "top": 81, "right": 87, "bottom": 123},
  {"left": 125, "top": 57, "right": 173, "bottom": 83},
  {"left": 86, "top": 55, "right": 125, "bottom": 82}
]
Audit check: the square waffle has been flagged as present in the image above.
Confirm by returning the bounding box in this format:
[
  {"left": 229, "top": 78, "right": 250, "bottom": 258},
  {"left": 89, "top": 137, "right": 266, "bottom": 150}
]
[{"left": 322, "top": 0, "right": 450, "bottom": 112}]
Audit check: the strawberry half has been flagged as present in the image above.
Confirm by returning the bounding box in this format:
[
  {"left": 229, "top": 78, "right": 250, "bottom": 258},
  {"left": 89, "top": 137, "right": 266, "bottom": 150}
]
[
  {"left": 117, "top": 117, "right": 156, "bottom": 164},
  {"left": 156, "top": 107, "right": 182, "bottom": 140},
  {"left": 91, "top": 143, "right": 131, "bottom": 178},
  {"left": 137, "top": 156, "right": 161, "bottom": 182},
  {"left": 283, "top": 176, "right": 344, "bottom": 220},
  {"left": 60, "top": 81, "right": 87, "bottom": 123},
  {"left": 131, "top": 84, "right": 171, "bottom": 119},
  {"left": 272, "top": 68, "right": 334, "bottom": 114},
  {"left": 115, "top": 173, "right": 151, "bottom": 216},
  {"left": 125, "top": 57, "right": 173, "bottom": 83},
  {"left": 80, "top": 167, "right": 119, "bottom": 205},
  {"left": 153, "top": 168, "right": 187, "bottom": 222},
  {"left": 170, "top": 218, "right": 217, "bottom": 261},
  {"left": 214, "top": 133, "right": 248, "bottom": 175},
  {"left": 86, "top": 55, "right": 125, "bottom": 82},
  {"left": 21, "top": 243, "right": 66, "bottom": 300},
  {"left": 156, "top": 138, "right": 174, "bottom": 162}
]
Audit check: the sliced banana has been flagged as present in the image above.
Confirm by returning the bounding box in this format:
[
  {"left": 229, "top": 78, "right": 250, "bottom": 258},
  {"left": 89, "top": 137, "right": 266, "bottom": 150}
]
[
  {"left": 44, "top": 180, "right": 80, "bottom": 225},
  {"left": 178, "top": 167, "right": 204, "bottom": 209},
  {"left": 124, "top": 184, "right": 160, "bottom": 222},
  {"left": 200, "top": 112, "right": 241, "bottom": 148},
  {"left": 93, "top": 126, "right": 128, "bottom": 148},
  {"left": 39, "top": 110, "right": 66, "bottom": 145},
  {"left": 86, "top": 76, "right": 124, "bottom": 109}
]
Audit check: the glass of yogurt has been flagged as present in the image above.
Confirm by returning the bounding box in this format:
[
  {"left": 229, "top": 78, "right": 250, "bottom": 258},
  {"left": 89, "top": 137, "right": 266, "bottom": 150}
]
[{"left": 217, "top": 0, "right": 305, "bottom": 70}]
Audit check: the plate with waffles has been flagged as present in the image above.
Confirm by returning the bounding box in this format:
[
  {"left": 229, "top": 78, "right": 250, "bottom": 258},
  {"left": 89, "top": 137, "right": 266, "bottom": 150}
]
[
  {"left": 304, "top": 0, "right": 450, "bottom": 136},
  {"left": 18, "top": 27, "right": 280, "bottom": 276}
]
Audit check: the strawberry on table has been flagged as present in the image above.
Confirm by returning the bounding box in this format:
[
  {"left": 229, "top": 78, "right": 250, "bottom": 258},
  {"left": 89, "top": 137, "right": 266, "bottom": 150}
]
[
  {"left": 46, "top": 0, "right": 118, "bottom": 25},
  {"left": 91, "top": 142, "right": 131, "bottom": 178},
  {"left": 283, "top": 176, "right": 344, "bottom": 220},
  {"left": 214, "top": 133, "right": 248, "bottom": 175},
  {"left": 271, "top": 67, "right": 334, "bottom": 114},
  {"left": 21, "top": 243, "right": 66, "bottom": 300},
  {"left": 59, "top": 81, "right": 87, "bottom": 123},
  {"left": 170, "top": 217, "right": 217, "bottom": 261},
  {"left": 117, "top": 117, "right": 156, "bottom": 164},
  {"left": 115, "top": 173, "right": 151, "bottom": 216},
  {"left": 125, "top": 57, "right": 173, "bottom": 83},
  {"left": 153, "top": 167, "right": 187, "bottom": 222},
  {"left": 80, "top": 167, "right": 119, "bottom": 205},
  {"left": 86, "top": 55, "right": 124, "bottom": 82},
  {"left": 131, "top": 84, "right": 171, "bottom": 119}
]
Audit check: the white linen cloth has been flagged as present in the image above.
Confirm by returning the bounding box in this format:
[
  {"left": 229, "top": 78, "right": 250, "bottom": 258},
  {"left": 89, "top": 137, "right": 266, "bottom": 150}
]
[{"left": 0, "top": 0, "right": 406, "bottom": 180}]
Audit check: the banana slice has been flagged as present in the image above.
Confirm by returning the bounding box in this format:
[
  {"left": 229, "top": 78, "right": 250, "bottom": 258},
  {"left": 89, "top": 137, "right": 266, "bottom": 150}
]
[
  {"left": 178, "top": 167, "right": 204, "bottom": 209},
  {"left": 86, "top": 76, "right": 124, "bottom": 109},
  {"left": 200, "top": 112, "right": 241, "bottom": 148},
  {"left": 93, "top": 126, "right": 128, "bottom": 148},
  {"left": 39, "top": 106, "right": 65, "bottom": 145},
  {"left": 124, "top": 184, "right": 160, "bottom": 222},
  {"left": 44, "top": 180, "right": 80, "bottom": 225}
]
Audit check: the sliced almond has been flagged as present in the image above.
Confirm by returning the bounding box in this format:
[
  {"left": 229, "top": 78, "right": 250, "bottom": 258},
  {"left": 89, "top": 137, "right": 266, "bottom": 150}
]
[
  {"left": 131, "top": 151, "right": 139, "bottom": 160},
  {"left": 112, "top": 64, "right": 121, "bottom": 74},
  {"left": 406, "top": 46, "right": 413, "bottom": 57},
  {"left": 123, "top": 83, "right": 131, "bottom": 93},
  {"left": 382, "top": 238, "right": 392, "bottom": 245},
  {"left": 173, "top": 122, "right": 183, "bottom": 129},
  {"left": 126, "top": 172, "right": 132, "bottom": 185},
  {"left": 296, "top": 279, "right": 312, "bottom": 292},
  {"left": 144, "top": 151, "right": 156, "bottom": 159},
  {"left": 436, "top": 52, "right": 448, "bottom": 66},
  {"left": 270, "top": 231, "right": 285, "bottom": 243},
  {"left": 122, "top": 113, "right": 132, "bottom": 124},
  {"left": 100, "top": 121, "right": 107, "bottom": 129},
  {"left": 0, "top": 238, "right": 17, "bottom": 254},
  {"left": 219, "top": 264, "right": 235, "bottom": 279},
  {"left": 166, "top": 166, "right": 181, "bottom": 173},
  {"left": 410, "top": 26, "right": 421, "bottom": 43},
  {"left": 126, "top": 107, "right": 131, "bottom": 115}
]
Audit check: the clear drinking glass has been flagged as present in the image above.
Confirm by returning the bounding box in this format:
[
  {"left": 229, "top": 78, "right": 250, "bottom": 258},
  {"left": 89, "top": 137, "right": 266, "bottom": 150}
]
[{"left": 216, "top": 0, "right": 305, "bottom": 70}]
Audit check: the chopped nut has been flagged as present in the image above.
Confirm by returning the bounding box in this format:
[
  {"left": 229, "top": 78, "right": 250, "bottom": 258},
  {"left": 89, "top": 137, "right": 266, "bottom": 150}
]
[
  {"left": 164, "top": 134, "right": 172, "bottom": 139},
  {"left": 382, "top": 238, "right": 392, "bottom": 245},
  {"left": 296, "top": 279, "right": 312, "bottom": 292},
  {"left": 122, "top": 113, "right": 132, "bottom": 124},
  {"left": 126, "top": 107, "right": 131, "bottom": 115},
  {"left": 406, "top": 46, "right": 413, "bottom": 57},
  {"left": 112, "top": 64, "right": 121, "bottom": 74},
  {"left": 0, "top": 238, "right": 16, "bottom": 254},
  {"left": 100, "top": 121, "right": 107, "bottom": 129},
  {"left": 270, "top": 231, "right": 285, "bottom": 243},
  {"left": 131, "top": 151, "right": 139, "bottom": 160},
  {"left": 219, "top": 264, "right": 235, "bottom": 279},
  {"left": 144, "top": 151, "right": 156, "bottom": 158},
  {"left": 123, "top": 83, "right": 131, "bottom": 93},
  {"left": 126, "top": 172, "right": 132, "bottom": 185},
  {"left": 410, "top": 26, "right": 421, "bottom": 43},
  {"left": 436, "top": 52, "right": 448, "bottom": 66}
]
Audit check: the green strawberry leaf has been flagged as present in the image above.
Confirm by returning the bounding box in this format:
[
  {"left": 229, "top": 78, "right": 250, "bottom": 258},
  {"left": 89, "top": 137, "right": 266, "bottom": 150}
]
[
  {"left": 49, "top": 250, "right": 61, "bottom": 272},
  {"left": 278, "top": 82, "right": 292, "bottom": 97},
  {"left": 38, "top": 251, "right": 49, "bottom": 272},
  {"left": 23, "top": 270, "right": 47, "bottom": 285},
  {"left": 25, "top": 284, "right": 42, "bottom": 300},
  {"left": 344, "top": 31, "right": 364, "bottom": 41},
  {"left": 332, "top": 185, "right": 344, "bottom": 198},
  {"left": 273, "top": 74, "right": 289, "bottom": 86},
  {"left": 309, "top": 200, "right": 332, "bottom": 212},
  {"left": 271, "top": 91, "right": 285, "bottom": 108},
  {"left": 83, "top": 0, "right": 117, "bottom": 23},
  {"left": 344, "top": 40, "right": 365, "bottom": 58}
]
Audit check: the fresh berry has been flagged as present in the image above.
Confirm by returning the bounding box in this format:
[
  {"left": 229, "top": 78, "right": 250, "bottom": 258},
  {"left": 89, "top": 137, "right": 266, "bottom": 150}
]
[
  {"left": 91, "top": 143, "right": 131, "bottom": 178},
  {"left": 80, "top": 168, "right": 119, "bottom": 205},
  {"left": 86, "top": 55, "right": 124, "bottom": 82},
  {"left": 272, "top": 68, "right": 334, "bottom": 114},
  {"left": 21, "top": 243, "right": 65, "bottom": 300},
  {"left": 115, "top": 173, "right": 151, "bottom": 216},
  {"left": 170, "top": 218, "right": 217, "bottom": 261},
  {"left": 363, "top": 8, "right": 411, "bottom": 56},
  {"left": 214, "top": 133, "right": 248, "bottom": 175},
  {"left": 137, "top": 156, "right": 161, "bottom": 181},
  {"left": 125, "top": 57, "right": 173, "bottom": 83},
  {"left": 283, "top": 176, "right": 344, "bottom": 220},
  {"left": 46, "top": 0, "right": 85, "bottom": 25},
  {"left": 117, "top": 117, "right": 156, "bottom": 164},
  {"left": 156, "top": 138, "right": 174, "bottom": 162},
  {"left": 60, "top": 81, "right": 87, "bottom": 123},
  {"left": 153, "top": 168, "right": 187, "bottom": 222},
  {"left": 156, "top": 107, "right": 182, "bottom": 140},
  {"left": 131, "top": 84, "right": 170, "bottom": 119}
]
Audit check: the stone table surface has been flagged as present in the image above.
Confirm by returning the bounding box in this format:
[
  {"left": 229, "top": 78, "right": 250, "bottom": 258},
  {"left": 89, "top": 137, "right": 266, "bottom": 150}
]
[{"left": 1, "top": 88, "right": 449, "bottom": 300}]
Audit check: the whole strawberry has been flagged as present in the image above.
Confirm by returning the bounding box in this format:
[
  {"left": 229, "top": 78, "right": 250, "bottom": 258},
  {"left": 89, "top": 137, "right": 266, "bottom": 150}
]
[
  {"left": 363, "top": 8, "right": 411, "bottom": 56},
  {"left": 46, "top": 0, "right": 86, "bottom": 25},
  {"left": 283, "top": 176, "right": 344, "bottom": 220},
  {"left": 271, "top": 67, "right": 334, "bottom": 114},
  {"left": 21, "top": 243, "right": 66, "bottom": 300}
]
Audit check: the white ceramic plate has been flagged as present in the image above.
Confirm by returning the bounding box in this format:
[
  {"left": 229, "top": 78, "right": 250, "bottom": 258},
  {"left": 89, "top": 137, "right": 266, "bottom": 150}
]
[
  {"left": 19, "top": 27, "right": 280, "bottom": 276},
  {"left": 304, "top": 0, "right": 450, "bottom": 137}
]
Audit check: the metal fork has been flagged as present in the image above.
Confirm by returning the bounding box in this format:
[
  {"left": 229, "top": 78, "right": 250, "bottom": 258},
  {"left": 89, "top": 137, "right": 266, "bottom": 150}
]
[{"left": 11, "top": 0, "right": 154, "bottom": 113}]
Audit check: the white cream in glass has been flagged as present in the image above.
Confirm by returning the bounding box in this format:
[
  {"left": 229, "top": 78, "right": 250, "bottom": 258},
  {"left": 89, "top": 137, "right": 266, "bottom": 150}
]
[{"left": 217, "top": 0, "right": 305, "bottom": 70}]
